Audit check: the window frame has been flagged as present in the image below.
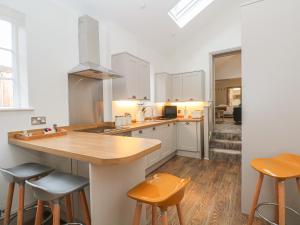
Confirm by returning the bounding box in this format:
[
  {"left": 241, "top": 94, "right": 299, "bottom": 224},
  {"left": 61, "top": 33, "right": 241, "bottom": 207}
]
[{"left": 0, "top": 5, "right": 28, "bottom": 110}]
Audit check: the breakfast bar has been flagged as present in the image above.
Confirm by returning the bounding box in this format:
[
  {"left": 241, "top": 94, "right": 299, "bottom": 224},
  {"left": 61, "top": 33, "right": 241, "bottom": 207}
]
[{"left": 9, "top": 131, "right": 161, "bottom": 225}]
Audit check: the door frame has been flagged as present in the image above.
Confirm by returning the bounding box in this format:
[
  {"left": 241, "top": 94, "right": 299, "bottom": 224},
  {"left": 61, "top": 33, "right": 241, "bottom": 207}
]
[{"left": 209, "top": 47, "right": 242, "bottom": 127}]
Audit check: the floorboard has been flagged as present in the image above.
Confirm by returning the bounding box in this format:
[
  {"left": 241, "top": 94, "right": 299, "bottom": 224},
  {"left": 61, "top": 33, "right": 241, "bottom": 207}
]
[{"left": 147, "top": 156, "right": 267, "bottom": 225}]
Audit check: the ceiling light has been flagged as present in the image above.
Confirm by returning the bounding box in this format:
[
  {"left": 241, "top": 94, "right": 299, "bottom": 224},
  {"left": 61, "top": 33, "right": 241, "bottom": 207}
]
[{"left": 168, "top": 0, "right": 216, "bottom": 28}]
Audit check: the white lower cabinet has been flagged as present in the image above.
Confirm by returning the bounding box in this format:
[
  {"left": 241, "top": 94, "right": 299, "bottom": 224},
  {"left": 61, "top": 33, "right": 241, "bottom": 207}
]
[
  {"left": 177, "top": 122, "right": 201, "bottom": 153},
  {"left": 132, "top": 122, "right": 176, "bottom": 168},
  {"left": 132, "top": 121, "right": 201, "bottom": 168}
]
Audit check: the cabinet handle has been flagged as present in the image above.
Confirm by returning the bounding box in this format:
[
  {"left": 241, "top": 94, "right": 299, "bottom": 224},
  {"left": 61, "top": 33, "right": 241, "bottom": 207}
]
[
  {"left": 139, "top": 130, "right": 143, "bottom": 134},
  {"left": 185, "top": 122, "right": 190, "bottom": 125},
  {"left": 144, "top": 96, "right": 147, "bottom": 100},
  {"left": 132, "top": 95, "right": 136, "bottom": 99},
  {"left": 152, "top": 127, "right": 156, "bottom": 131}
]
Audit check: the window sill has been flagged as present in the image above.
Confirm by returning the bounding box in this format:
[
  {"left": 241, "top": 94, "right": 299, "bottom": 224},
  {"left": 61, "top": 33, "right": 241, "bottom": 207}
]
[{"left": 0, "top": 107, "right": 34, "bottom": 112}]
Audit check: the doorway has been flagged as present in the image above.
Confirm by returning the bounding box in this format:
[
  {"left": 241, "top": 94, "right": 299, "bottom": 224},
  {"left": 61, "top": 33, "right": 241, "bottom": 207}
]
[{"left": 209, "top": 48, "right": 242, "bottom": 161}]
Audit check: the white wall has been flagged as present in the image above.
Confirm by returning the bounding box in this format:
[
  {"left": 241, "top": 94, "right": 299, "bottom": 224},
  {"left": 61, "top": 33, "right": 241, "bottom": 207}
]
[
  {"left": 0, "top": 0, "right": 79, "bottom": 212},
  {"left": 168, "top": 5, "right": 241, "bottom": 101},
  {"left": 242, "top": 0, "right": 300, "bottom": 221},
  {"left": 99, "top": 21, "right": 170, "bottom": 121},
  {"left": 0, "top": 0, "right": 170, "bottom": 213},
  {"left": 215, "top": 53, "right": 241, "bottom": 80}
]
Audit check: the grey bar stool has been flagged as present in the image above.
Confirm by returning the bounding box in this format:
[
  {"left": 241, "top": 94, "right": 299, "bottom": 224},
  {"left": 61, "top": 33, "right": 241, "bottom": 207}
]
[
  {"left": 0, "top": 163, "right": 54, "bottom": 225},
  {"left": 26, "top": 171, "right": 91, "bottom": 225}
]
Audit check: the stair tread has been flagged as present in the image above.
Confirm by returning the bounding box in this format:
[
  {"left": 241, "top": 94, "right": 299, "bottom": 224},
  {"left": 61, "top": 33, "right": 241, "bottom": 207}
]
[
  {"left": 210, "top": 139, "right": 241, "bottom": 144},
  {"left": 210, "top": 148, "right": 241, "bottom": 154}
]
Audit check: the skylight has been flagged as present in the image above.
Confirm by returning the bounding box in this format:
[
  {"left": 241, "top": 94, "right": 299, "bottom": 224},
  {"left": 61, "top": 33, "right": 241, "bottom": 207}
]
[{"left": 168, "top": 0, "right": 216, "bottom": 28}]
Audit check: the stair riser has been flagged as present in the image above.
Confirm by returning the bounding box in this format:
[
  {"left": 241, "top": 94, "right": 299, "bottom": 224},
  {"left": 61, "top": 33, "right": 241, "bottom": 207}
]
[
  {"left": 209, "top": 151, "right": 241, "bottom": 162},
  {"left": 210, "top": 141, "right": 242, "bottom": 151},
  {"left": 212, "top": 132, "right": 241, "bottom": 141}
]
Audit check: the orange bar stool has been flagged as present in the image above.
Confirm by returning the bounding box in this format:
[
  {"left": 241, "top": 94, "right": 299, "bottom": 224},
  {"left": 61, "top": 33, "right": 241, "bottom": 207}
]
[
  {"left": 248, "top": 153, "right": 300, "bottom": 225},
  {"left": 128, "top": 173, "right": 190, "bottom": 225}
]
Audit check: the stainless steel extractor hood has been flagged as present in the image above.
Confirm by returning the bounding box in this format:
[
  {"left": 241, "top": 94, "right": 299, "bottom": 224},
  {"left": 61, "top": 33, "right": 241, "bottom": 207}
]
[{"left": 69, "top": 15, "right": 122, "bottom": 79}]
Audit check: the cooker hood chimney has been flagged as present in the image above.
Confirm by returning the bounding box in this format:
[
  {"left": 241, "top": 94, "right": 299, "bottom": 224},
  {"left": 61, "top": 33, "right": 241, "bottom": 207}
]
[{"left": 69, "top": 15, "right": 122, "bottom": 79}]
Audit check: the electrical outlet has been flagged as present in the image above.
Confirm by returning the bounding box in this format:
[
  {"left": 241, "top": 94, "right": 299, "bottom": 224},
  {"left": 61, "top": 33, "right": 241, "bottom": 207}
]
[{"left": 31, "top": 116, "right": 46, "bottom": 125}]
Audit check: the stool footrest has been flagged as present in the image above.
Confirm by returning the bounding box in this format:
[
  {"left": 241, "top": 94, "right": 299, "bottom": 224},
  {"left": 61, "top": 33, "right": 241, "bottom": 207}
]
[
  {"left": 255, "top": 202, "right": 300, "bottom": 225},
  {"left": 7, "top": 204, "right": 52, "bottom": 225}
]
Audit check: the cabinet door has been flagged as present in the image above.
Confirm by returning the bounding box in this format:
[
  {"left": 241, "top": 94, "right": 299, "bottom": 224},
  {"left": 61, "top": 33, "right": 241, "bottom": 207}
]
[
  {"left": 171, "top": 122, "right": 177, "bottom": 152},
  {"left": 155, "top": 74, "right": 165, "bottom": 102},
  {"left": 138, "top": 61, "right": 150, "bottom": 100},
  {"left": 182, "top": 73, "right": 204, "bottom": 101},
  {"left": 172, "top": 75, "right": 182, "bottom": 101},
  {"left": 165, "top": 75, "right": 173, "bottom": 102},
  {"left": 126, "top": 56, "right": 139, "bottom": 99},
  {"left": 177, "top": 122, "right": 198, "bottom": 152},
  {"left": 165, "top": 123, "right": 175, "bottom": 156},
  {"left": 112, "top": 53, "right": 150, "bottom": 101},
  {"left": 149, "top": 126, "right": 163, "bottom": 165},
  {"left": 155, "top": 73, "right": 172, "bottom": 102}
]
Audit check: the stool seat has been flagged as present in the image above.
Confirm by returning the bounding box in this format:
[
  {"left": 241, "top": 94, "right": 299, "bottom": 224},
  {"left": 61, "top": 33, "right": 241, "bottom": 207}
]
[
  {"left": 0, "top": 163, "right": 54, "bottom": 183},
  {"left": 128, "top": 173, "right": 190, "bottom": 206},
  {"left": 251, "top": 153, "right": 300, "bottom": 179},
  {"left": 26, "top": 171, "right": 89, "bottom": 202}
]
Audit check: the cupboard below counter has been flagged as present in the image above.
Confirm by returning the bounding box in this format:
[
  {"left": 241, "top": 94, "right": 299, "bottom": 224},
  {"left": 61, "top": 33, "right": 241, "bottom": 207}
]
[{"left": 132, "top": 121, "right": 202, "bottom": 172}]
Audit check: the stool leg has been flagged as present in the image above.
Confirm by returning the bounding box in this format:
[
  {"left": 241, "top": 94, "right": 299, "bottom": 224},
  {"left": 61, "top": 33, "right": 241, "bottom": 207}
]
[
  {"left": 277, "top": 180, "right": 286, "bottom": 225},
  {"left": 160, "top": 208, "right": 168, "bottom": 225},
  {"left": 79, "top": 190, "right": 91, "bottom": 225},
  {"left": 133, "top": 201, "right": 142, "bottom": 225},
  {"left": 297, "top": 178, "right": 300, "bottom": 194},
  {"left": 65, "top": 194, "right": 73, "bottom": 223},
  {"left": 247, "top": 173, "right": 264, "bottom": 225},
  {"left": 152, "top": 205, "right": 157, "bottom": 225},
  {"left": 17, "top": 183, "right": 25, "bottom": 225},
  {"left": 4, "top": 182, "right": 15, "bottom": 225},
  {"left": 34, "top": 200, "right": 44, "bottom": 225},
  {"left": 52, "top": 203, "right": 60, "bottom": 225},
  {"left": 176, "top": 203, "right": 184, "bottom": 225}
]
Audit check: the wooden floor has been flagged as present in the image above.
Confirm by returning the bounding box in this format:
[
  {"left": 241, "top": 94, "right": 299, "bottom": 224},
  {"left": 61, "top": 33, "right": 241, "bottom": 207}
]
[{"left": 147, "top": 156, "right": 266, "bottom": 225}]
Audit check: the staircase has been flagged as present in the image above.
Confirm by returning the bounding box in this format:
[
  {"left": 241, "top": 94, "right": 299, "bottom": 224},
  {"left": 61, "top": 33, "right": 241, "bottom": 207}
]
[{"left": 210, "top": 130, "right": 242, "bottom": 162}]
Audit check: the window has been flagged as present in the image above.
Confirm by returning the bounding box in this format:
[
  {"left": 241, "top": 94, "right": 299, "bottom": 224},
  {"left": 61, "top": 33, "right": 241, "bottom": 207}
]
[
  {"left": 168, "top": 0, "right": 216, "bottom": 28},
  {"left": 0, "top": 5, "right": 28, "bottom": 109},
  {"left": 0, "top": 19, "right": 15, "bottom": 107}
]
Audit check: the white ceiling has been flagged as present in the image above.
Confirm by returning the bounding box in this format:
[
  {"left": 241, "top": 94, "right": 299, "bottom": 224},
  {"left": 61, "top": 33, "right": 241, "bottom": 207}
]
[{"left": 59, "top": 0, "right": 240, "bottom": 55}]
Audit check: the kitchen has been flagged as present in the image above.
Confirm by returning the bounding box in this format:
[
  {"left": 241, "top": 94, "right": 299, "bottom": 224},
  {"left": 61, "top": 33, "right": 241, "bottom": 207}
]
[{"left": 0, "top": 1, "right": 300, "bottom": 225}]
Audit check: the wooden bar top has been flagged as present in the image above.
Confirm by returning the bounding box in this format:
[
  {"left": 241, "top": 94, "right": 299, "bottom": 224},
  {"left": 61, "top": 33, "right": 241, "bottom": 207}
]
[
  {"left": 9, "top": 132, "right": 161, "bottom": 166},
  {"left": 103, "top": 117, "right": 203, "bottom": 135}
]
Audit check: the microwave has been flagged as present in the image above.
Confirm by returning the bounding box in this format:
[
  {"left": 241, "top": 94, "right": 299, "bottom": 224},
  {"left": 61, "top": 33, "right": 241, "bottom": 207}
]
[{"left": 162, "top": 106, "right": 177, "bottom": 119}]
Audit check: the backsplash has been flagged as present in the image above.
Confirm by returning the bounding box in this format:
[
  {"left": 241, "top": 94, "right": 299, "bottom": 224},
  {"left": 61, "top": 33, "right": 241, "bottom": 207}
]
[{"left": 112, "top": 101, "right": 206, "bottom": 121}]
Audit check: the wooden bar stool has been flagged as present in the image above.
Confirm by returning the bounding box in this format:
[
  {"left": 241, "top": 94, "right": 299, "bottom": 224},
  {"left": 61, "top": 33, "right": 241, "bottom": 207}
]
[
  {"left": 248, "top": 153, "right": 300, "bottom": 225},
  {"left": 26, "top": 171, "right": 91, "bottom": 225},
  {"left": 128, "top": 173, "right": 190, "bottom": 225},
  {"left": 0, "top": 163, "right": 54, "bottom": 225}
]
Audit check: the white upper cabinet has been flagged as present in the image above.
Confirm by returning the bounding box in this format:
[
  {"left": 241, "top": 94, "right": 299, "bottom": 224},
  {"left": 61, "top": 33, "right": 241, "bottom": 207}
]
[
  {"left": 182, "top": 72, "right": 205, "bottom": 101},
  {"left": 156, "top": 71, "right": 205, "bottom": 102},
  {"left": 112, "top": 52, "right": 150, "bottom": 100},
  {"left": 155, "top": 73, "right": 172, "bottom": 102},
  {"left": 172, "top": 74, "right": 183, "bottom": 102}
]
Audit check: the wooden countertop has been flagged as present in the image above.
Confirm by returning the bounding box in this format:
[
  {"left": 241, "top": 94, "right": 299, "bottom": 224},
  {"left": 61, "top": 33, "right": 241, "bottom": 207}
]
[
  {"left": 103, "top": 117, "right": 203, "bottom": 135},
  {"left": 8, "top": 117, "right": 201, "bottom": 166},
  {"left": 9, "top": 132, "right": 161, "bottom": 166}
]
